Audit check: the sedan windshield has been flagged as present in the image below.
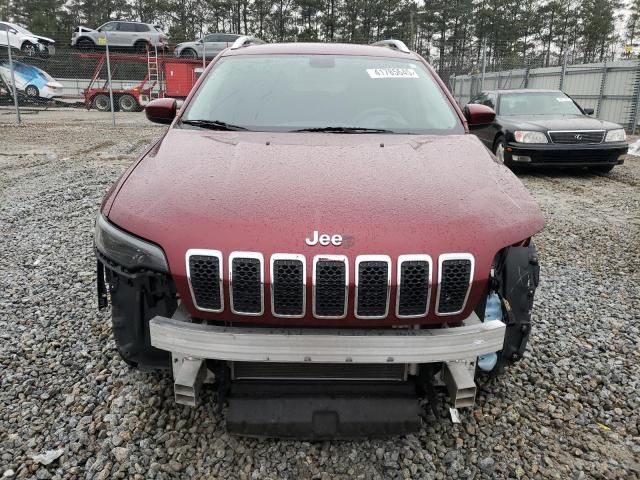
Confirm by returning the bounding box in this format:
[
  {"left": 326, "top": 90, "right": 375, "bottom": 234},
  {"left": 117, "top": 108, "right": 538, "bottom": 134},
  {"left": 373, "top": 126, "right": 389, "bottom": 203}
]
[
  {"left": 181, "top": 55, "right": 462, "bottom": 133},
  {"left": 499, "top": 92, "right": 583, "bottom": 116}
]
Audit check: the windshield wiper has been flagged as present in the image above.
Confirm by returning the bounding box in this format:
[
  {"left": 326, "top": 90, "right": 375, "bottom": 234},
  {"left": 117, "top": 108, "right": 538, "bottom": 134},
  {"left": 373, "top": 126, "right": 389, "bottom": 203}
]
[
  {"left": 181, "top": 119, "right": 248, "bottom": 131},
  {"left": 292, "top": 126, "right": 394, "bottom": 134}
]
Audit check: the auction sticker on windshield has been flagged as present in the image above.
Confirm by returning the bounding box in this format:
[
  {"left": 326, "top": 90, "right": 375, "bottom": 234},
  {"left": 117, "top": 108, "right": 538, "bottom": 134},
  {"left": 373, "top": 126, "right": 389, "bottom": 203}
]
[{"left": 367, "top": 68, "right": 419, "bottom": 79}]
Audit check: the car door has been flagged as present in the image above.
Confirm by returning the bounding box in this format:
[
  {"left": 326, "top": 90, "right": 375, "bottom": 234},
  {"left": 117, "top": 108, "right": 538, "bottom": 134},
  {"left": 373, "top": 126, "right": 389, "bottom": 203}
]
[
  {"left": 118, "top": 22, "right": 139, "bottom": 46},
  {"left": 203, "top": 34, "right": 224, "bottom": 59},
  {"left": 96, "top": 21, "right": 119, "bottom": 46},
  {"left": 0, "top": 23, "right": 21, "bottom": 49}
]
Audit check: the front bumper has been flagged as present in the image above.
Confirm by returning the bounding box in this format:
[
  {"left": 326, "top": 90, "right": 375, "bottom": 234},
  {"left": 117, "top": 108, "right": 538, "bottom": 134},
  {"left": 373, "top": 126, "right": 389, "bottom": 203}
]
[
  {"left": 506, "top": 141, "right": 628, "bottom": 167},
  {"left": 149, "top": 312, "right": 505, "bottom": 364}
]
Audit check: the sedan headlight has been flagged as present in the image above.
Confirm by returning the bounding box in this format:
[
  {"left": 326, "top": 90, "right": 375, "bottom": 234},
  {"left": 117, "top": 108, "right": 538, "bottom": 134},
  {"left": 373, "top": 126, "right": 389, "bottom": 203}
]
[
  {"left": 94, "top": 214, "right": 169, "bottom": 272},
  {"left": 605, "top": 129, "right": 626, "bottom": 142},
  {"left": 514, "top": 131, "right": 548, "bottom": 144}
]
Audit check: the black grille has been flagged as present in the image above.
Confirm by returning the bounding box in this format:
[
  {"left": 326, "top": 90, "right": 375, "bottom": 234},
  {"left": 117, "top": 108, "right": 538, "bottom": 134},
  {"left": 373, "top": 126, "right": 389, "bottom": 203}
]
[
  {"left": 188, "top": 255, "right": 221, "bottom": 311},
  {"left": 231, "top": 257, "right": 262, "bottom": 314},
  {"left": 398, "top": 260, "right": 430, "bottom": 316},
  {"left": 314, "top": 260, "right": 346, "bottom": 317},
  {"left": 272, "top": 259, "right": 304, "bottom": 316},
  {"left": 233, "top": 362, "right": 405, "bottom": 381},
  {"left": 438, "top": 259, "right": 472, "bottom": 314},
  {"left": 535, "top": 150, "right": 621, "bottom": 163},
  {"left": 356, "top": 261, "right": 389, "bottom": 317},
  {"left": 549, "top": 131, "right": 605, "bottom": 144}
]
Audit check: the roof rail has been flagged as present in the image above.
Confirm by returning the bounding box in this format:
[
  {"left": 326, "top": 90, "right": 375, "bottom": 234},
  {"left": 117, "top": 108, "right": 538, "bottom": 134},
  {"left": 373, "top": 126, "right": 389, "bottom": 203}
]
[
  {"left": 231, "top": 35, "right": 265, "bottom": 50},
  {"left": 371, "top": 39, "right": 411, "bottom": 54}
]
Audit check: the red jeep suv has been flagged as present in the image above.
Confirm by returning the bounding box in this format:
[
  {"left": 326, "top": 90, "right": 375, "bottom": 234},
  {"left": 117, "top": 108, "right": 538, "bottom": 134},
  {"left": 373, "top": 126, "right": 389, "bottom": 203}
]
[{"left": 95, "top": 37, "right": 544, "bottom": 438}]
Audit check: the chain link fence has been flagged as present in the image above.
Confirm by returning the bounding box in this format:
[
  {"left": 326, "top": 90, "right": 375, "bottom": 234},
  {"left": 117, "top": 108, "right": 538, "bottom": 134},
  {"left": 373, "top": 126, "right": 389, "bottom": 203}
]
[{"left": 2, "top": 37, "right": 639, "bottom": 132}]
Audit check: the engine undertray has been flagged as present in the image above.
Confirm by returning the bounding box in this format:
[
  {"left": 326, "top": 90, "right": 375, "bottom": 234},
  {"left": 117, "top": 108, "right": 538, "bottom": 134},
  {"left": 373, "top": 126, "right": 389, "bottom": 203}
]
[{"left": 225, "top": 381, "right": 422, "bottom": 439}]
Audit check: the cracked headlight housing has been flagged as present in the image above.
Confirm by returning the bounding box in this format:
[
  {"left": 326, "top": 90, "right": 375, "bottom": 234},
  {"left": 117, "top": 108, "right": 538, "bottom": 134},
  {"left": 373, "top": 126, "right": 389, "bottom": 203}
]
[
  {"left": 94, "top": 214, "right": 169, "bottom": 272},
  {"left": 605, "top": 129, "right": 626, "bottom": 142},
  {"left": 514, "top": 131, "right": 549, "bottom": 144}
]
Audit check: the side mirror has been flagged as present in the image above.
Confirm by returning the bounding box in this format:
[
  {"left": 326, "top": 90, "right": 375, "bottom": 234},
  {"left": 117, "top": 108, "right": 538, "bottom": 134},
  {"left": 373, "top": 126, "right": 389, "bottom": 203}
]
[
  {"left": 583, "top": 108, "right": 594, "bottom": 115},
  {"left": 9, "top": 28, "right": 18, "bottom": 34},
  {"left": 463, "top": 104, "right": 496, "bottom": 128},
  {"left": 145, "top": 98, "right": 177, "bottom": 124}
]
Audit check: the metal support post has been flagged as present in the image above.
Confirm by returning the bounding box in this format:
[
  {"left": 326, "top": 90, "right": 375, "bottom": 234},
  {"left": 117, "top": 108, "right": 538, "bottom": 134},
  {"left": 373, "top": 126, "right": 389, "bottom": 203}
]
[
  {"left": 480, "top": 37, "right": 487, "bottom": 91},
  {"left": 596, "top": 62, "right": 608, "bottom": 118},
  {"left": 5, "top": 30, "right": 21, "bottom": 124},
  {"left": 104, "top": 33, "right": 116, "bottom": 127}
]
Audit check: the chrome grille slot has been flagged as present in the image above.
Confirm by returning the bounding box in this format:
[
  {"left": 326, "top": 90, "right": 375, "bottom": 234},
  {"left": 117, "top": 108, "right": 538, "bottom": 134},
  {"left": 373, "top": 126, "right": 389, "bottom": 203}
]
[
  {"left": 271, "top": 254, "right": 305, "bottom": 317},
  {"left": 549, "top": 130, "right": 605, "bottom": 144},
  {"left": 230, "top": 252, "right": 264, "bottom": 315},
  {"left": 397, "top": 255, "right": 431, "bottom": 318},
  {"left": 355, "top": 256, "right": 391, "bottom": 319},
  {"left": 436, "top": 254, "right": 474, "bottom": 315},
  {"left": 186, "top": 249, "right": 223, "bottom": 312},
  {"left": 313, "top": 256, "right": 348, "bottom": 318}
]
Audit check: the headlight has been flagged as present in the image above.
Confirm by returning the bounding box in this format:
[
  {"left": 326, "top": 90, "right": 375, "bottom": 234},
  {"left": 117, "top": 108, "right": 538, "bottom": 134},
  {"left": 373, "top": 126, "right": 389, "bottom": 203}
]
[
  {"left": 605, "top": 129, "right": 626, "bottom": 142},
  {"left": 94, "top": 214, "right": 169, "bottom": 272},
  {"left": 514, "top": 131, "right": 548, "bottom": 144}
]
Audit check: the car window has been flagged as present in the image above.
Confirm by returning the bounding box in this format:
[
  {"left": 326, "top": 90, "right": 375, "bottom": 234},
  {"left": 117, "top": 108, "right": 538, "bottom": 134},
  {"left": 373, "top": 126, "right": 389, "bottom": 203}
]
[
  {"left": 483, "top": 94, "right": 496, "bottom": 109},
  {"left": 119, "top": 23, "right": 137, "bottom": 32},
  {"left": 470, "top": 94, "right": 486, "bottom": 104},
  {"left": 499, "top": 92, "right": 582, "bottom": 116},
  {"left": 99, "top": 22, "right": 118, "bottom": 32},
  {"left": 0, "top": 24, "right": 7, "bottom": 32},
  {"left": 183, "top": 55, "right": 463, "bottom": 134},
  {"left": 205, "top": 34, "right": 224, "bottom": 42},
  {"left": 135, "top": 24, "right": 149, "bottom": 32},
  {"left": 221, "top": 34, "right": 239, "bottom": 42}
]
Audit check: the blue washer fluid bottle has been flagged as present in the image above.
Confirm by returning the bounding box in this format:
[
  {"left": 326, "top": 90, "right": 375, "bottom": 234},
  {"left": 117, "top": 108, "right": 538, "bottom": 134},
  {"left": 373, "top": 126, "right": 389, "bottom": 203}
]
[{"left": 477, "top": 292, "right": 501, "bottom": 372}]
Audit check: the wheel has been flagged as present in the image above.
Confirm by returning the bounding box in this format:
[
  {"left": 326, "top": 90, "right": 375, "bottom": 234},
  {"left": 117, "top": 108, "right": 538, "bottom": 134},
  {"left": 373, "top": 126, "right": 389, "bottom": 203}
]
[
  {"left": 92, "top": 93, "right": 111, "bottom": 112},
  {"left": 134, "top": 41, "right": 150, "bottom": 54},
  {"left": 38, "top": 46, "right": 51, "bottom": 58},
  {"left": 25, "top": 85, "right": 39, "bottom": 98},
  {"left": 77, "top": 38, "right": 95, "bottom": 51},
  {"left": 589, "top": 165, "right": 614, "bottom": 173},
  {"left": 21, "top": 42, "right": 36, "bottom": 57},
  {"left": 180, "top": 48, "right": 198, "bottom": 59},
  {"left": 118, "top": 94, "right": 138, "bottom": 112},
  {"left": 493, "top": 136, "right": 506, "bottom": 163}
]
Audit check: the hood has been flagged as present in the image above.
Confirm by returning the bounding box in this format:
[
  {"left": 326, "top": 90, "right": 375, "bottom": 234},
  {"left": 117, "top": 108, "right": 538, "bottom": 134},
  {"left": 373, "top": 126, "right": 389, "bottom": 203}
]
[
  {"left": 32, "top": 34, "right": 55, "bottom": 44},
  {"left": 107, "top": 130, "right": 544, "bottom": 325},
  {"left": 500, "top": 114, "right": 622, "bottom": 131}
]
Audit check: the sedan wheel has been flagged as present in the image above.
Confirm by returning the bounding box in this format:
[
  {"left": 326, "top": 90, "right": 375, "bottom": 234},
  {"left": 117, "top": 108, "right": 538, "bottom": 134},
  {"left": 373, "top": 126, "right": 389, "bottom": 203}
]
[
  {"left": 495, "top": 139, "right": 506, "bottom": 163},
  {"left": 25, "top": 85, "right": 39, "bottom": 98},
  {"left": 181, "top": 48, "right": 198, "bottom": 59},
  {"left": 21, "top": 43, "right": 36, "bottom": 57}
]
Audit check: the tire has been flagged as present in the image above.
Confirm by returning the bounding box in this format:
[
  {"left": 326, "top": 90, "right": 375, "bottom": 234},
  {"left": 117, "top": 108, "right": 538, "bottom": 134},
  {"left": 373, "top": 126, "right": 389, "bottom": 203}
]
[
  {"left": 118, "top": 94, "right": 138, "bottom": 112},
  {"left": 493, "top": 135, "right": 506, "bottom": 163},
  {"left": 589, "top": 165, "right": 615, "bottom": 173},
  {"left": 21, "top": 42, "right": 36, "bottom": 57},
  {"left": 134, "top": 41, "right": 150, "bottom": 54},
  {"left": 38, "top": 47, "right": 51, "bottom": 59},
  {"left": 92, "top": 93, "right": 111, "bottom": 112},
  {"left": 180, "top": 48, "right": 198, "bottom": 59},
  {"left": 77, "top": 38, "right": 95, "bottom": 51},
  {"left": 25, "top": 85, "right": 39, "bottom": 98},
  {"left": 487, "top": 242, "right": 540, "bottom": 376}
]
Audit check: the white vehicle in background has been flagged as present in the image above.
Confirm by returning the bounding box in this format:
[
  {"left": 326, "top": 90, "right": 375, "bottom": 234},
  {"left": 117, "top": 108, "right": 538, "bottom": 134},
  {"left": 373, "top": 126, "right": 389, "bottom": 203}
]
[
  {"left": 0, "top": 61, "right": 63, "bottom": 99},
  {"left": 0, "top": 21, "right": 56, "bottom": 57},
  {"left": 174, "top": 33, "right": 242, "bottom": 59},
  {"left": 71, "top": 21, "right": 168, "bottom": 53}
]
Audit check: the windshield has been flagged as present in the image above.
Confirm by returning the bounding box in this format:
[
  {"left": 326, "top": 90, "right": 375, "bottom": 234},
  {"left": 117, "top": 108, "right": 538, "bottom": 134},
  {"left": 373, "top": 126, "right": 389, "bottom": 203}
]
[
  {"left": 499, "top": 92, "right": 582, "bottom": 116},
  {"left": 181, "top": 55, "right": 462, "bottom": 133}
]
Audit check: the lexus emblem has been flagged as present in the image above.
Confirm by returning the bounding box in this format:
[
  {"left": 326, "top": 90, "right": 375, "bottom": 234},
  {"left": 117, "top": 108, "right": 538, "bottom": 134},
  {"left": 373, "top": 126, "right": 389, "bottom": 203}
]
[
  {"left": 575, "top": 134, "right": 582, "bottom": 140},
  {"left": 305, "top": 230, "right": 343, "bottom": 246}
]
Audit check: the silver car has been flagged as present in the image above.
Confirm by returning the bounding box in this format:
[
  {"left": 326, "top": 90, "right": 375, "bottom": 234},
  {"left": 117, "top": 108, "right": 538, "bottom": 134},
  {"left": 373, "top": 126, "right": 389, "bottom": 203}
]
[
  {"left": 71, "top": 21, "right": 168, "bottom": 52},
  {"left": 174, "top": 33, "right": 241, "bottom": 59}
]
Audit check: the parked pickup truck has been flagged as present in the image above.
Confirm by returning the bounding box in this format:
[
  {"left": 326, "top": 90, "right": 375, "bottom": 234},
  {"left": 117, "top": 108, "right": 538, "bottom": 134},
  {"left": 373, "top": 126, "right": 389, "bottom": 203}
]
[{"left": 95, "top": 37, "right": 544, "bottom": 438}]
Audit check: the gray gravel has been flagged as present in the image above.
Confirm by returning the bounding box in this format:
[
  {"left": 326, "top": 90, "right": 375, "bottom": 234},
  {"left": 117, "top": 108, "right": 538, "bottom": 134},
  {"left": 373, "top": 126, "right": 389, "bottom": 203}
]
[{"left": 1, "top": 110, "right": 639, "bottom": 479}]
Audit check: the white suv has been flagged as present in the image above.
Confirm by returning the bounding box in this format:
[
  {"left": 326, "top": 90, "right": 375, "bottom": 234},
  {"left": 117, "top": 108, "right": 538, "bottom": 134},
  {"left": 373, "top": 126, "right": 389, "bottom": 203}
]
[
  {"left": 71, "top": 21, "right": 168, "bottom": 52},
  {"left": 0, "top": 21, "right": 56, "bottom": 57}
]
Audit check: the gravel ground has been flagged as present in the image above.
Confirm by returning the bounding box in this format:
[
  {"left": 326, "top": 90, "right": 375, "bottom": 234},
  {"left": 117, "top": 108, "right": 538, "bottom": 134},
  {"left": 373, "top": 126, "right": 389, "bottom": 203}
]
[{"left": 1, "top": 109, "right": 639, "bottom": 479}]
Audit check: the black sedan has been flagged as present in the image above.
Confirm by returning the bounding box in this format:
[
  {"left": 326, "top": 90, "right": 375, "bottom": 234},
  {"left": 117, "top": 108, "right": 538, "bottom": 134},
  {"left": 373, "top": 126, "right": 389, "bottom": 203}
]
[{"left": 467, "top": 89, "right": 628, "bottom": 172}]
